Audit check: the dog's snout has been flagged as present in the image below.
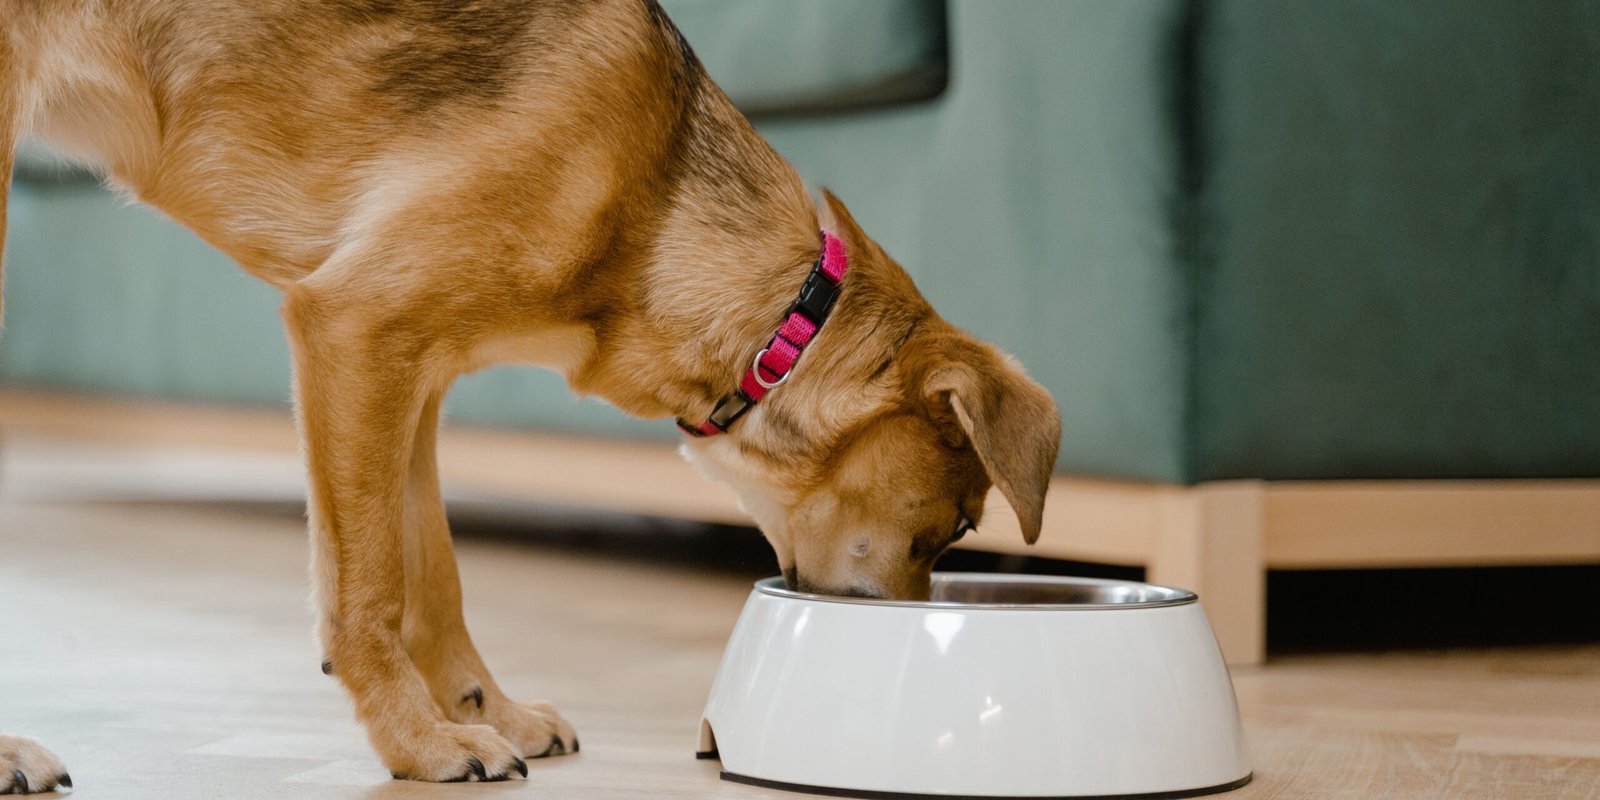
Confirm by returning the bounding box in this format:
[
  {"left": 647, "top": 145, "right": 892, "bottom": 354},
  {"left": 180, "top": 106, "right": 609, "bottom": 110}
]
[
  {"left": 835, "top": 586, "right": 886, "bottom": 600},
  {"left": 787, "top": 572, "right": 886, "bottom": 600}
]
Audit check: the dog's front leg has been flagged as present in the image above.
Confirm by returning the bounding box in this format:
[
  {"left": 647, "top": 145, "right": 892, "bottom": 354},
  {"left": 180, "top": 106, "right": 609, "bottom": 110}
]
[
  {"left": 283, "top": 281, "right": 524, "bottom": 782},
  {"left": 402, "top": 392, "right": 577, "bottom": 758},
  {"left": 0, "top": 734, "right": 69, "bottom": 794}
]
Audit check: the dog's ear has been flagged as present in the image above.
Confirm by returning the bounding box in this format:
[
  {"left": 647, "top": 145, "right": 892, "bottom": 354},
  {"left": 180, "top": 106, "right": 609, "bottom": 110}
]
[
  {"left": 912, "top": 331, "right": 1061, "bottom": 544},
  {"left": 818, "top": 188, "right": 866, "bottom": 244}
]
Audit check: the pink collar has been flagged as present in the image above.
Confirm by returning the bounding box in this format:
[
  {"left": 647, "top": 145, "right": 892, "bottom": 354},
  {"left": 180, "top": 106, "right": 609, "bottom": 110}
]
[{"left": 677, "top": 231, "right": 849, "bottom": 437}]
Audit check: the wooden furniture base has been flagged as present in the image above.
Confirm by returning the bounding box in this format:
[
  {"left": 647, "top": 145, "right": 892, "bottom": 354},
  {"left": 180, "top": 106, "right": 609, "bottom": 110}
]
[{"left": 4, "top": 389, "right": 1597, "bottom": 665}]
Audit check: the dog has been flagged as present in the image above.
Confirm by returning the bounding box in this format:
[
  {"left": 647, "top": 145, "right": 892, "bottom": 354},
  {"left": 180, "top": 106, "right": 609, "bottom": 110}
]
[{"left": 0, "top": 0, "right": 1061, "bottom": 789}]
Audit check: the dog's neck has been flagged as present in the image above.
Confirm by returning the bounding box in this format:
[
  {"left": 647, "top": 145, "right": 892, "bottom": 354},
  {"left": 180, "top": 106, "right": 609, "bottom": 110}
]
[
  {"left": 561, "top": 45, "right": 930, "bottom": 471},
  {"left": 563, "top": 92, "right": 883, "bottom": 462}
]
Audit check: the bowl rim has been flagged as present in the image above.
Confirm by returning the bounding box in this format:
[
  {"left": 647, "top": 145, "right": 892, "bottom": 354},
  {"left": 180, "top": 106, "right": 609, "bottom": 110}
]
[{"left": 754, "top": 572, "right": 1199, "bottom": 611}]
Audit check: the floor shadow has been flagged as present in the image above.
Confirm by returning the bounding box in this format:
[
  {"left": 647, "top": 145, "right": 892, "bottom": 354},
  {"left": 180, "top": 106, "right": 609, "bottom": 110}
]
[
  {"left": 1266, "top": 564, "right": 1600, "bottom": 653},
  {"left": 104, "top": 497, "right": 1600, "bottom": 654}
]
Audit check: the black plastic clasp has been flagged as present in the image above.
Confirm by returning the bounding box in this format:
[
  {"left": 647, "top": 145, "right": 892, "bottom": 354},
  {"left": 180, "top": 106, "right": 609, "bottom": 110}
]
[
  {"left": 706, "top": 390, "right": 757, "bottom": 431},
  {"left": 791, "top": 264, "right": 841, "bottom": 324}
]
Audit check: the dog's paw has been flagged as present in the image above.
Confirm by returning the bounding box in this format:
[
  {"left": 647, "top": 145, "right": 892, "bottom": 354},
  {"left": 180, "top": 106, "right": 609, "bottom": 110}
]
[
  {"left": 0, "top": 735, "right": 70, "bottom": 795},
  {"left": 479, "top": 699, "right": 578, "bottom": 759},
  {"left": 383, "top": 722, "right": 526, "bottom": 783}
]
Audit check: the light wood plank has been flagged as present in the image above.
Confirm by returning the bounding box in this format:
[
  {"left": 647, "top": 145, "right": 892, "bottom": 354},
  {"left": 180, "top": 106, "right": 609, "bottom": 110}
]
[
  {"left": 968, "top": 479, "right": 1172, "bottom": 566},
  {"left": 1264, "top": 481, "right": 1600, "bottom": 569},
  {"left": 1149, "top": 481, "right": 1266, "bottom": 665}
]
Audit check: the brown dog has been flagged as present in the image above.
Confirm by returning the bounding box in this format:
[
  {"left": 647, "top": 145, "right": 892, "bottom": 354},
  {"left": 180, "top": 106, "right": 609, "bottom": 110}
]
[{"left": 0, "top": 0, "right": 1061, "bottom": 788}]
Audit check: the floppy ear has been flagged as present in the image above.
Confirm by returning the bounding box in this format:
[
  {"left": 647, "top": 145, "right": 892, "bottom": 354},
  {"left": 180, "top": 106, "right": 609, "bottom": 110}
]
[{"left": 919, "top": 336, "right": 1061, "bottom": 544}]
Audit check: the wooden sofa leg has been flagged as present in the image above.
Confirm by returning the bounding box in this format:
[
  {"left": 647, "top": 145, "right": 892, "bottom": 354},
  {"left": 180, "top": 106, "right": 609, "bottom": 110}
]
[{"left": 1150, "top": 481, "right": 1266, "bottom": 666}]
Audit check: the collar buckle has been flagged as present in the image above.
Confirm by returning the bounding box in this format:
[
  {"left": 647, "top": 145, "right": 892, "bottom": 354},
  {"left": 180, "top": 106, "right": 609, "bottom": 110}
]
[
  {"left": 707, "top": 390, "right": 756, "bottom": 430},
  {"left": 791, "top": 263, "right": 842, "bottom": 324}
]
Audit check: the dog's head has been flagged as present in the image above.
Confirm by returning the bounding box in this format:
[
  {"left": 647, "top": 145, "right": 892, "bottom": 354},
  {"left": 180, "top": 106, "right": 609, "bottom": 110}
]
[{"left": 683, "top": 192, "right": 1061, "bottom": 600}]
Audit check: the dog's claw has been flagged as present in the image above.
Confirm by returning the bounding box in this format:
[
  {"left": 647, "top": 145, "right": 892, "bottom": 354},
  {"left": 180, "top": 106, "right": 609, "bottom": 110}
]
[
  {"left": 462, "top": 686, "right": 484, "bottom": 709},
  {"left": 57, "top": 773, "right": 71, "bottom": 789},
  {"left": 394, "top": 755, "right": 515, "bottom": 783},
  {"left": 11, "top": 769, "right": 27, "bottom": 794},
  {"left": 571, "top": 737, "right": 580, "bottom": 753},
  {"left": 542, "top": 738, "right": 565, "bottom": 757},
  {"left": 320, "top": 660, "right": 333, "bottom": 676}
]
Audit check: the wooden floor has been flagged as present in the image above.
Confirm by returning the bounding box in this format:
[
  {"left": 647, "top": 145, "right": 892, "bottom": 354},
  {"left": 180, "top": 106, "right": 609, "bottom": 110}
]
[{"left": 2, "top": 438, "right": 1599, "bottom": 799}]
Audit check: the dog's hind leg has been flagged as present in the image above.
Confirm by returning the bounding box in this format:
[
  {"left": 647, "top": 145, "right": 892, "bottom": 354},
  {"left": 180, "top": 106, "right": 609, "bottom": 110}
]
[
  {"left": 283, "top": 271, "right": 525, "bottom": 783},
  {"left": 400, "top": 392, "right": 578, "bottom": 759}
]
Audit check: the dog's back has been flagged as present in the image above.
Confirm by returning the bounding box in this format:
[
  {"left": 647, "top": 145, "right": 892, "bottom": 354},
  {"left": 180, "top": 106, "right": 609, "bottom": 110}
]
[{"left": 0, "top": 0, "right": 785, "bottom": 291}]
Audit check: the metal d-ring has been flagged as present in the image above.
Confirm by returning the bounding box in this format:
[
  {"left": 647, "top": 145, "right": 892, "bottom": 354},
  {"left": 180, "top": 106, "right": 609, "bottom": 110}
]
[{"left": 752, "top": 348, "right": 790, "bottom": 390}]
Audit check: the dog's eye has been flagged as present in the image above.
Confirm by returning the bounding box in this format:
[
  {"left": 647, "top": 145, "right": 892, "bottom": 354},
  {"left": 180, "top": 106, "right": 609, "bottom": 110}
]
[{"left": 950, "top": 517, "right": 975, "bottom": 544}]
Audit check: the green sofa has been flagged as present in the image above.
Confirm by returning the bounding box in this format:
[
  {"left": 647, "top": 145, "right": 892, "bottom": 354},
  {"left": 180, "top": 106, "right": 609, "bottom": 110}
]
[{"left": 6, "top": 0, "right": 1599, "bottom": 485}]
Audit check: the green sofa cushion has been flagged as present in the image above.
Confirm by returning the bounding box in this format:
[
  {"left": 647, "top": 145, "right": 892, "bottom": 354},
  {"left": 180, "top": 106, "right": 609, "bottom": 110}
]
[
  {"left": 661, "top": 0, "right": 947, "bottom": 115},
  {"left": 1191, "top": 0, "right": 1600, "bottom": 480},
  {"left": 1, "top": 181, "right": 291, "bottom": 405},
  {"left": 0, "top": 180, "right": 668, "bottom": 442}
]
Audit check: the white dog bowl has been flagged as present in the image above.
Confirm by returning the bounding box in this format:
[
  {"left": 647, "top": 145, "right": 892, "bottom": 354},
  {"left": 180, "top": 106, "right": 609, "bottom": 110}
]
[{"left": 697, "top": 574, "right": 1251, "bottom": 799}]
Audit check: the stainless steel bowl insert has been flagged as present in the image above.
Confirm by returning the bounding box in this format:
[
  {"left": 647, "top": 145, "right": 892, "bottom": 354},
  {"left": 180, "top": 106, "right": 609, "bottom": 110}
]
[{"left": 755, "top": 573, "right": 1197, "bottom": 610}]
